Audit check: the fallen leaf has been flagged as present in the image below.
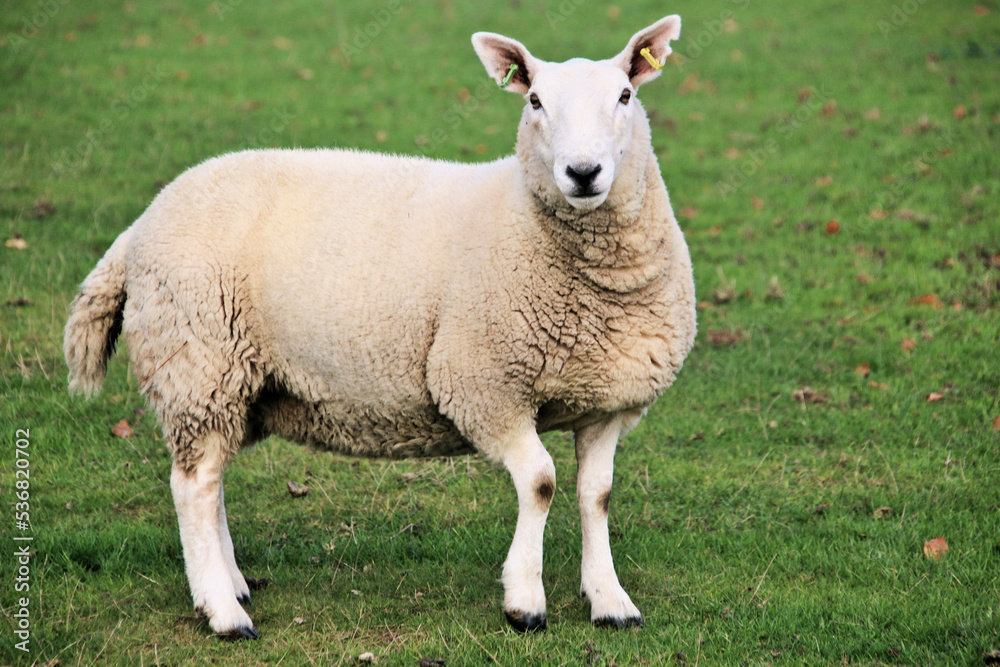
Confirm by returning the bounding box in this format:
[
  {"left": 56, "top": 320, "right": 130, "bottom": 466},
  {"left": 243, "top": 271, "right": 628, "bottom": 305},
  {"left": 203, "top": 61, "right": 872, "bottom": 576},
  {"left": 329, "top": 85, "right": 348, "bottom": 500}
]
[
  {"left": 901, "top": 337, "right": 917, "bottom": 353},
  {"left": 863, "top": 107, "right": 882, "bottom": 120},
  {"left": 923, "top": 537, "right": 949, "bottom": 560},
  {"left": 298, "top": 68, "right": 314, "bottom": 80},
  {"left": 711, "top": 286, "right": 735, "bottom": 304},
  {"left": 797, "top": 88, "right": 812, "bottom": 103},
  {"left": 134, "top": 34, "right": 151, "bottom": 47},
  {"left": 725, "top": 147, "right": 740, "bottom": 159},
  {"left": 825, "top": 220, "right": 840, "bottom": 234},
  {"left": 707, "top": 329, "right": 744, "bottom": 347},
  {"left": 287, "top": 480, "right": 310, "bottom": 497},
  {"left": 992, "top": 416, "right": 1000, "bottom": 430},
  {"left": 273, "top": 36, "right": 293, "bottom": 50},
  {"left": 606, "top": 5, "right": 621, "bottom": 20},
  {"left": 926, "top": 392, "right": 944, "bottom": 402},
  {"left": 821, "top": 101, "right": 837, "bottom": 116},
  {"left": 816, "top": 176, "right": 834, "bottom": 187},
  {"left": 751, "top": 196, "right": 764, "bottom": 210},
  {"left": 854, "top": 363, "right": 870, "bottom": 378},
  {"left": 679, "top": 206, "right": 698, "bottom": 217},
  {"left": 374, "top": 130, "right": 388, "bottom": 142},
  {"left": 793, "top": 387, "right": 827, "bottom": 404},
  {"left": 869, "top": 208, "right": 887, "bottom": 220},
  {"left": 974, "top": 5, "right": 989, "bottom": 15},
  {"left": 953, "top": 105, "right": 967, "bottom": 120},
  {"left": 678, "top": 72, "right": 700, "bottom": 94},
  {"left": 696, "top": 301, "right": 714, "bottom": 310},
  {"left": 766, "top": 275, "right": 786, "bottom": 300},
  {"left": 29, "top": 199, "right": 55, "bottom": 219},
  {"left": 868, "top": 381, "right": 888, "bottom": 390},
  {"left": 909, "top": 294, "right": 943, "bottom": 309},
  {"left": 873, "top": 506, "right": 892, "bottom": 518},
  {"left": 111, "top": 419, "right": 133, "bottom": 438},
  {"left": 5, "top": 235, "right": 27, "bottom": 250}
]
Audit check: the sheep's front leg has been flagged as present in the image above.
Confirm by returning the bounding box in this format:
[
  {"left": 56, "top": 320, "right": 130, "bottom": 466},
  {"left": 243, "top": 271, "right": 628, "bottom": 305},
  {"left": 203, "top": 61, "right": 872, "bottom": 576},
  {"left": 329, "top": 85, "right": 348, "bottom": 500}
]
[
  {"left": 576, "top": 412, "right": 644, "bottom": 628},
  {"left": 171, "top": 433, "right": 258, "bottom": 639},
  {"left": 218, "top": 485, "right": 252, "bottom": 606},
  {"left": 501, "top": 431, "right": 556, "bottom": 632}
]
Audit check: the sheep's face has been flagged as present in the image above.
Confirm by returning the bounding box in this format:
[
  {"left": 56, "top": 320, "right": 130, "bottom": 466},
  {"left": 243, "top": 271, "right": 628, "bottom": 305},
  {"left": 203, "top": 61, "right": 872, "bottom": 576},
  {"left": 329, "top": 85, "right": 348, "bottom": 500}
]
[
  {"left": 473, "top": 15, "right": 681, "bottom": 212},
  {"left": 522, "top": 60, "right": 634, "bottom": 211}
]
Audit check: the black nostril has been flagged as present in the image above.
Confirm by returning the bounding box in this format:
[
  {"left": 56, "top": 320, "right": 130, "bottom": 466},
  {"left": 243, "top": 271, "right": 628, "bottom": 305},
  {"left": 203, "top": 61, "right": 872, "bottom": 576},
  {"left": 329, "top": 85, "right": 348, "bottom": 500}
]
[{"left": 565, "top": 164, "right": 602, "bottom": 186}]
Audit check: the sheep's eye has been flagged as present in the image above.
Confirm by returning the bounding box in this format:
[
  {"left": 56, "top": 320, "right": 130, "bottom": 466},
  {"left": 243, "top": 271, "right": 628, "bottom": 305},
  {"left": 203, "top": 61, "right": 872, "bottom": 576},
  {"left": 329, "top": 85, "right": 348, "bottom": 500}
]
[
  {"left": 619, "top": 88, "right": 632, "bottom": 105},
  {"left": 529, "top": 93, "right": 541, "bottom": 110}
]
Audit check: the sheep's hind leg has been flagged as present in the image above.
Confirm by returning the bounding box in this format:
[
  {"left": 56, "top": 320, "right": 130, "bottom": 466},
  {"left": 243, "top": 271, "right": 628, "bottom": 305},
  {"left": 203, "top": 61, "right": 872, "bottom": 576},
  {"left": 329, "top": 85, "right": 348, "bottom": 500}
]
[
  {"left": 218, "top": 485, "right": 252, "bottom": 606},
  {"left": 576, "top": 412, "right": 644, "bottom": 628},
  {"left": 171, "top": 433, "right": 258, "bottom": 639},
  {"left": 500, "top": 430, "right": 556, "bottom": 632}
]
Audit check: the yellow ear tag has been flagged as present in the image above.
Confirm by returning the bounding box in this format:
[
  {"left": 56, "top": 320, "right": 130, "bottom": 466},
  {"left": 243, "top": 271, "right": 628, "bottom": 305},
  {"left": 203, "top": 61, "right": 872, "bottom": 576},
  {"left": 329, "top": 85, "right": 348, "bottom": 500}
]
[{"left": 639, "top": 47, "right": 663, "bottom": 71}]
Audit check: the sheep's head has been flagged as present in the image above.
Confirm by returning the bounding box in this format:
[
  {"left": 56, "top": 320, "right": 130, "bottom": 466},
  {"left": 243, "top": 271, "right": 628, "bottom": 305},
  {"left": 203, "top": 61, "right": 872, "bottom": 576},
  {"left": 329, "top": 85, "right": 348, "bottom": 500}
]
[{"left": 473, "top": 16, "right": 680, "bottom": 212}]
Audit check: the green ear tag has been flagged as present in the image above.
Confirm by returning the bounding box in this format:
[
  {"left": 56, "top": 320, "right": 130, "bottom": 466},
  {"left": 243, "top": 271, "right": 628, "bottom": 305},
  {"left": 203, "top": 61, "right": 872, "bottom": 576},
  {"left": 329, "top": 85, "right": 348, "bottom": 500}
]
[{"left": 500, "top": 63, "right": 518, "bottom": 88}]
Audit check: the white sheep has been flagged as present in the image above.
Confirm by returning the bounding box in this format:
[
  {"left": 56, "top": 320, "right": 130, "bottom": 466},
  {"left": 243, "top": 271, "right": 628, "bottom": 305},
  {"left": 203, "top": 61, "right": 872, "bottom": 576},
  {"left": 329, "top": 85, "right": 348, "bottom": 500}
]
[{"left": 64, "top": 15, "right": 695, "bottom": 638}]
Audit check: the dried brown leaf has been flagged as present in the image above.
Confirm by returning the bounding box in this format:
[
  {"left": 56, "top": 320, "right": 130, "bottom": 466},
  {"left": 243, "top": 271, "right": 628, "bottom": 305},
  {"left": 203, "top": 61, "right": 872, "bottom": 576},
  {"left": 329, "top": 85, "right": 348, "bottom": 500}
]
[
  {"left": 793, "top": 387, "right": 827, "bottom": 404},
  {"left": 854, "top": 363, "right": 870, "bottom": 378},
  {"left": 923, "top": 537, "right": 949, "bottom": 560},
  {"left": 5, "top": 235, "right": 27, "bottom": 250},
  {"left": 909, "top": 294, "right": 943, "bottom": 309},
  {"left": 111, "top": 419, "right": 133, "bottom": 438},
  {"left": 707, "top": 329, "right": 744, "bottom": 347},
  {"left": 287, "top": 480, "right": 310, "bottom": 497}
]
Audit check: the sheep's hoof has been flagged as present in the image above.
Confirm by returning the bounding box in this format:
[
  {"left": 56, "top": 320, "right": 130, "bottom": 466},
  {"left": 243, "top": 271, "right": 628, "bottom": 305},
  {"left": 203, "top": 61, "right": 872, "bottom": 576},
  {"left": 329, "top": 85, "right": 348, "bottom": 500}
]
[
  {"left": 237, "top": 593, "right": 251, "bottom": 606},
  {"left": 505, "top": 609, "right": 547, "bottom": 633},
  {"left": 245, "top": 577, "right": 270, "bottom": 591},
  {"left": 221, "top": 625, "right": 260, "bottom": 640},
  {"left": 593, "top": 615, "right": 644, "bottom": 629}
]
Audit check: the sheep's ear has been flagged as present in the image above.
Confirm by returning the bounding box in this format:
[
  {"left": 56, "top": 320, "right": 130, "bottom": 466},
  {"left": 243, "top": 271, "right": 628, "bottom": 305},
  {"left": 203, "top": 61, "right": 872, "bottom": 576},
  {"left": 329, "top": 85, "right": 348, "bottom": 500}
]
[
  {"left": 613, "top": 15, "right": 681, "bottom": 88},
  {"left": 471, "top": 32, "right": 539, "bottom": 95}
]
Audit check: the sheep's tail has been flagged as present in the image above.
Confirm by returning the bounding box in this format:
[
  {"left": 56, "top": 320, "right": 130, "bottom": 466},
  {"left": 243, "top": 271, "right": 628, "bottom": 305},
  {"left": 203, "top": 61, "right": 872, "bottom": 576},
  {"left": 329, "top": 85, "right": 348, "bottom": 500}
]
[{"left": 64, "top": 227, "right": 133, "bottom": 397}]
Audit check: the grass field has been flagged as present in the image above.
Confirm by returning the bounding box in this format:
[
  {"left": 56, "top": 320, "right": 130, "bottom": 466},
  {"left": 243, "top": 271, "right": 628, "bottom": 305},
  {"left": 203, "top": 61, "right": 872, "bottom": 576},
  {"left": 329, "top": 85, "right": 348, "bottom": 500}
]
[{"left": 2, "top": 0, "right": 999, "bottom": 664}]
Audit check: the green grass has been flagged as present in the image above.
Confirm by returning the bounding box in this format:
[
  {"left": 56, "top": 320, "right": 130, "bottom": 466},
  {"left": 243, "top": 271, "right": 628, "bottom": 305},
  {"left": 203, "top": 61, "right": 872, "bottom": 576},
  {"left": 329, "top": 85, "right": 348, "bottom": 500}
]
[{"left": 2, "top": 0, "right": 999, "bottom": 664}]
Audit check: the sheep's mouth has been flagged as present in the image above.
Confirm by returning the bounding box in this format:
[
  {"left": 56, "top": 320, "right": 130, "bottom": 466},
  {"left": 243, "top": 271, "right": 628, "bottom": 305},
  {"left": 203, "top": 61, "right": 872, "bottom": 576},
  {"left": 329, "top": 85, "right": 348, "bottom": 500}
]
[{"left": 565, "top": 190, "right": 609, "bottom": 211}]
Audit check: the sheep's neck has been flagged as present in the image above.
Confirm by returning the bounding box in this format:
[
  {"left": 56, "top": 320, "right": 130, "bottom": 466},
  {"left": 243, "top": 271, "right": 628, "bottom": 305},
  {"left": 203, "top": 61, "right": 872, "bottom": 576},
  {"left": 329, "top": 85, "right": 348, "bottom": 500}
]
[{"left": 544, "top": 151, "right": 672, "bottom": 294}]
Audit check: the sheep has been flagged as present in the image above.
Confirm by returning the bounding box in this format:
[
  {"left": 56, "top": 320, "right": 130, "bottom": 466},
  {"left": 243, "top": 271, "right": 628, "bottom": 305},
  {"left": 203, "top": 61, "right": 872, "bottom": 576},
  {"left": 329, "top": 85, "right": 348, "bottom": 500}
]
[{"left": 64, "top": 15, "right": 695, "bottom": 639}]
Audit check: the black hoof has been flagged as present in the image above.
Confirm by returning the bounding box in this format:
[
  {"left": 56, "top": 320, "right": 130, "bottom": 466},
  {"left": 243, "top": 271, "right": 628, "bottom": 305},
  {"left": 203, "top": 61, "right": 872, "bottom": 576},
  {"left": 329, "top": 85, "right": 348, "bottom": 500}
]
[
  {"left": 221, "top": 625, "right": 260, "bottom": 640},
  {"left": 237, "top": 593, "right": 251, "bottom": 606},
  {"left": 505, "top": 609, "right": 547, "bottom": 633},
  {"left": 245, "top": 577, "right": 270, "bottom": 591},
  {"left": 593, "top": 615, "right": 644, "bottom": 629}
]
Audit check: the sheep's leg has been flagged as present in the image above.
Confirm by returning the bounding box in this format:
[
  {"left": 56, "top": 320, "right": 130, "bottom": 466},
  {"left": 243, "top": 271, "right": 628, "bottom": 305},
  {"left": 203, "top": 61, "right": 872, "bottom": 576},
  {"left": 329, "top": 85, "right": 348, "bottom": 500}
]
[
  {"left": 218, "top": 485, "right": 252, "bottom": 606},
  {"left": 171, "top": 433, "right": 259, "bottom": 639},
  {"left": 500, "top": 431, "right": 556, "bottom": 632},
  {"left": 576, "top": 413, "right": 644, "bottom": 628}
]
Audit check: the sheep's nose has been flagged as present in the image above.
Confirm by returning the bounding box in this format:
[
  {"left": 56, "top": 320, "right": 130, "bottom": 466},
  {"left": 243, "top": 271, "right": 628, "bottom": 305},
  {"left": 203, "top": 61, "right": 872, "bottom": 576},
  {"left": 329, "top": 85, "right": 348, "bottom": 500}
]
[{"left": 565, "top": 163, "right": 602, "bottom": 190}]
